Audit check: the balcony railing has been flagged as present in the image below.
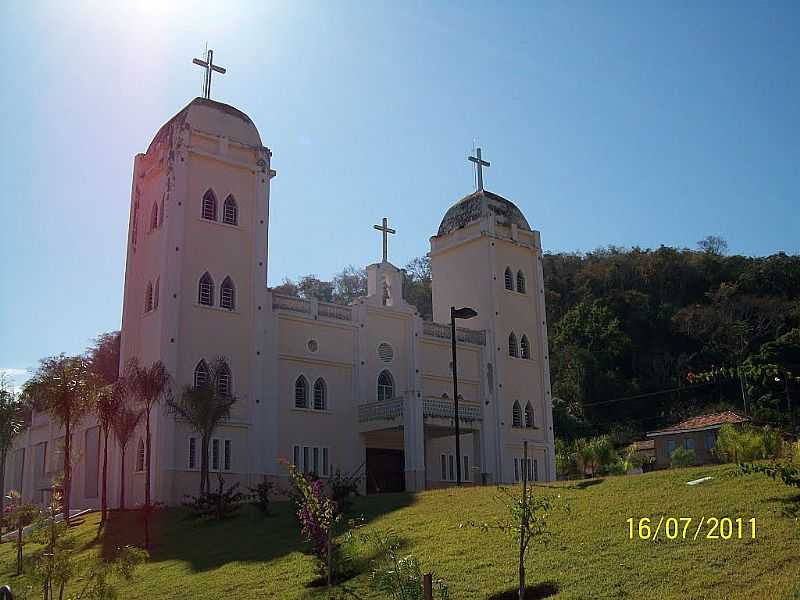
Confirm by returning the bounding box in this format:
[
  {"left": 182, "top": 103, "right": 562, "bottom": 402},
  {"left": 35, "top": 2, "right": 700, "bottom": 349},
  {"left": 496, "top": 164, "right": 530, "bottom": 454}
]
[
  {"left": 358, "top": 398, "right": 403, "bottom": 422},
  {"left": 318, "top": 302, "right": 352, "bottom": 321},
  {"left": 272, "top": 294, "right": 353, "bottom": 321},
  {"left": 422, "top": 322, "right": 486, "bottom": 346},
  {"left": 423, "top": 398, "right": 482, "bottom": 421},
  {"left": 272, "top": 293, "right": 312, "bottom": 314}
]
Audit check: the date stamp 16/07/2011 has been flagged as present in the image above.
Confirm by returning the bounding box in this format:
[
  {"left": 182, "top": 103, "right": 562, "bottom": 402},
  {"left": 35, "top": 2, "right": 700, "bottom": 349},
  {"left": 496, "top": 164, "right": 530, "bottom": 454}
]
[{"left": 627, "top": 517, "right": 757, "bottom": 541}]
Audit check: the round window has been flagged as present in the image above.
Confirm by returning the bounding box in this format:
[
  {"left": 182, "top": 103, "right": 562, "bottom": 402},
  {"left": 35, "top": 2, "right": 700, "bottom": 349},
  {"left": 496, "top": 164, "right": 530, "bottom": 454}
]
[
  {"left": 377, "top": 342, "right": 394, "bottom": 363},
  {"left": 307, "top": 339, "right": 319, "bottom": 353}
]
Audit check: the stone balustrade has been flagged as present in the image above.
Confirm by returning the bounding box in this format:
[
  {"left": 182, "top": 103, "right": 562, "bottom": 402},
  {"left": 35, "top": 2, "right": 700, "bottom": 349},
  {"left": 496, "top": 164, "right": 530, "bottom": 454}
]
[
  {"left": 422, "top": 321, "right": 486, "bottom": 346},
  {"left": 358, "top": 398, "right": 404, "bottom": 422},
  {"left": 423, "top": 397, "right": 482, "bottom": 421}
]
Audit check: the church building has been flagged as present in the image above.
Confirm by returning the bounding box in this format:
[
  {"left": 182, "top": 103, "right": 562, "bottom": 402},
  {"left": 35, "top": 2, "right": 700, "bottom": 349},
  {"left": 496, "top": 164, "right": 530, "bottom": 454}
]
[{"left": 5, "top": 92, "right": 555, "bottom": 508}]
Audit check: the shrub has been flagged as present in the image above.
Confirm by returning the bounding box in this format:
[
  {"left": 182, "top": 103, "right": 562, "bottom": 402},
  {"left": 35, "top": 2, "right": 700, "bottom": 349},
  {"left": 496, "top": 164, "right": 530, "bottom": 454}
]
[
  {"left": 286, "top": 463, "right": 344, "bottom": 586},
  {"left": 555, "top": 439, "right": 577, "bottom": 478},
  {"left": 329, "top": 468, "right": 362, "bottom": 515},
  {"left": 182, "top": 474, "right": 247, "bottom": 521},
  {"left": 714, "top": 424, "right": 784, "bottom": 463},
  {"left": 249, "top": 479, "right": 275, "bottom": 516},
  {"left": 574, "top": 435, "right": 617, "bottom": 476},
  {"left": 361, "top": 530, "right": 449, "bottom": 600},
  {"left": 670, "top": 446, "right": 696, "bottom": 468}
]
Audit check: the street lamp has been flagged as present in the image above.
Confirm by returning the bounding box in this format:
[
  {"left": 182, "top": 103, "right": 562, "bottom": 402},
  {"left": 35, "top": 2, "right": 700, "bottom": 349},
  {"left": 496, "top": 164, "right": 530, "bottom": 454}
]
[{"left": 451, "top": 305, "right": 478, "bottom": 486}]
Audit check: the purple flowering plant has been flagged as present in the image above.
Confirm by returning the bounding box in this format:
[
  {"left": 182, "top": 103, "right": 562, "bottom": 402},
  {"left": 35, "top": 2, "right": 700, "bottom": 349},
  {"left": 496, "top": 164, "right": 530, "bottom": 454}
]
[{"left": 285, "top": 461, "right": 342, "bottom": 586}]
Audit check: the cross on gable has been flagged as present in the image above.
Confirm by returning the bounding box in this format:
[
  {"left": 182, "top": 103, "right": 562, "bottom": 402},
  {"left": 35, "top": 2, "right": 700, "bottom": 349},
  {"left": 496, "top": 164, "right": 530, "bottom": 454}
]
[
  {"left": 192, "top": 49, "right": 226, "bottom": 100},
  {"left": 373, "top": 217, "right": 396, "bottom": 263},
  {"left": 468, "top": 147, "right": 490, "bottom": 191}
]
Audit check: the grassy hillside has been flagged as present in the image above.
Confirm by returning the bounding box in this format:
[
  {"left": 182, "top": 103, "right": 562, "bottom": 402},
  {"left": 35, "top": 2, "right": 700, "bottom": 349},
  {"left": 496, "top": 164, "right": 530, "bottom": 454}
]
[{"left": 1, "top": 464, "right": 799, "bottom": 599}]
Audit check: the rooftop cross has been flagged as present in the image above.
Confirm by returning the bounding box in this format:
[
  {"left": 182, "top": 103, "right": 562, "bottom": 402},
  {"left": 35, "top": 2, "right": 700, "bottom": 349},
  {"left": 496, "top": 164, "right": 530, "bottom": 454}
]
[
  {"left": 468, "top": 147, "right": 490, "bottom": 191},
  {"left": 373, "top": 217, "right": 396, "bottom": 263},
  {"left": 192, "top": 49, "right": 226, "bottom": 100}
]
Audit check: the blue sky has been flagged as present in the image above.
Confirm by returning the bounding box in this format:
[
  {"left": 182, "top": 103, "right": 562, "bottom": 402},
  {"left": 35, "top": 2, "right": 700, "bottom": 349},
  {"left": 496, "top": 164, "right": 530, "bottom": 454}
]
[{"left": 1, "top": 1, "right": 798, "bottom": 388}]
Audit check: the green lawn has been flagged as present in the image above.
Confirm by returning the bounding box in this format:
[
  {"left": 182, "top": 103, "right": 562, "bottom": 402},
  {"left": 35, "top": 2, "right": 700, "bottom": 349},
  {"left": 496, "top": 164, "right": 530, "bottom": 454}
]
[{"left": 2, "top": 464, "right": 799, "bottom": 599}]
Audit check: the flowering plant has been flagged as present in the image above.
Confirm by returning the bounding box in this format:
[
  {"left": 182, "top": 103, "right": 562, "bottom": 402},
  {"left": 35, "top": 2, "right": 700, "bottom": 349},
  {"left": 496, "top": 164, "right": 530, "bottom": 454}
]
[{"left": 286, "top": 463, "right": 342, "bottom": 586}]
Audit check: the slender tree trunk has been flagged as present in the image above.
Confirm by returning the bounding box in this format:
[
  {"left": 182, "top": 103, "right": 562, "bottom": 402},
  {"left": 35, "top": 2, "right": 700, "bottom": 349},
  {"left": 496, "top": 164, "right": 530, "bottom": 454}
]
[
  {"left": 101, "top": 428, "right": 109, "bottom": 524},
  {"left": 201, "top": 437, "right": 210, "bottom": 495},
  {"left": 145, "top": 405, "right": 151, "bottom": 509},
  {"left": 739, "top": 371, "right": 749, "bottom": 416},
  {"left": 0, "top": 449, "right": 6, "bottom": 516},
  {"left": 519, "top": 442, "right": 528, "bottom": 600},
  {"left": 327, "top": 527, "right": 333, "bottom": 587},
  {"left": 144, "top": 404, "right": 151, "bottom": 548},
  {"left": 16, "top": 525, "right": 23, "bottom": 575},
  {"left": 63, "top": 413, "right": 71, "bottom": 526},
  {"left": 119, "top": 447, "right": 127, "bottom": 510}
]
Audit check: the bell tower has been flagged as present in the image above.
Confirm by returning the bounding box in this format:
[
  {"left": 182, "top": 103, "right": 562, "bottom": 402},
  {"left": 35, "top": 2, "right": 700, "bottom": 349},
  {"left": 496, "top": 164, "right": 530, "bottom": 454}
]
[
  {"left": 119, "top": 96, "right": 275, "bottom": 504},
  {"left": 429, "top": 154, "right": 555, "bottom": 483}
]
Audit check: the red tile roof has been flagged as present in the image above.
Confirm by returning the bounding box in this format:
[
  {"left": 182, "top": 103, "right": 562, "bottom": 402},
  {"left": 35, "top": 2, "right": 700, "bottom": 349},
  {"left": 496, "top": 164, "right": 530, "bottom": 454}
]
[{"left": 647, "top": 411, "right": 749, "bottom": 437}]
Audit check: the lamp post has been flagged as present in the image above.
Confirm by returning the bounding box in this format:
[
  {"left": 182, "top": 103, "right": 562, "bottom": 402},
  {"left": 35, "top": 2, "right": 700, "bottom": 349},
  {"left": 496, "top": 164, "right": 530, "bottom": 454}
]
[{"left": 451, "top": 305, "right": 478, "bottom": 486}]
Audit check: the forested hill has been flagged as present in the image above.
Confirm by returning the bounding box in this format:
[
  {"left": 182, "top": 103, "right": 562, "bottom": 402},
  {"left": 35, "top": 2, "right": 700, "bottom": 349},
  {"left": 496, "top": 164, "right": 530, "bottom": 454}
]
[
  {"left": 542, "top": 243, "right": 799, "bottom": 442},
  {"left": 272, "top": 240, "right": 800, "bottom": 443}
]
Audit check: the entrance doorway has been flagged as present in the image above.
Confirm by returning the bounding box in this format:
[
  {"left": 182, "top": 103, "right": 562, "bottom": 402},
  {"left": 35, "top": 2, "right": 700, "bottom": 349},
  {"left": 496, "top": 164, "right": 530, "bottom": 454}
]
[{"left": 366, "top": 448, "right": 405, "bottom": 493}]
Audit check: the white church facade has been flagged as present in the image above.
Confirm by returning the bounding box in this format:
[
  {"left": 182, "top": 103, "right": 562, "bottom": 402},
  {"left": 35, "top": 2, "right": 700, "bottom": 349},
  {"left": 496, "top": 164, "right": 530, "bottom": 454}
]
[{"left": 5, "top": 96, "right": 555, "bottom": 508}]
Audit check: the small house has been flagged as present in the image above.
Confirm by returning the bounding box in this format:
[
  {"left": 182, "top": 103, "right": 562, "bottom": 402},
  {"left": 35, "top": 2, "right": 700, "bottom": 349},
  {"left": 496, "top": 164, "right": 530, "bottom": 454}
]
[{"left": 646, "top": 411, "right": 749, "bottom": 468}]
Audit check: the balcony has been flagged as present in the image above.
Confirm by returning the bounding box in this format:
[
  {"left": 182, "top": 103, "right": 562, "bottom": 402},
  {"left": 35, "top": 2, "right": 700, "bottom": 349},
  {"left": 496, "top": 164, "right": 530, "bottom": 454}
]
[
  {"left": 358, "top": 398, "right": 404, "bottom": 422},
  {"left": 423, "top": 398, "right": 482, "bottom": 422}
]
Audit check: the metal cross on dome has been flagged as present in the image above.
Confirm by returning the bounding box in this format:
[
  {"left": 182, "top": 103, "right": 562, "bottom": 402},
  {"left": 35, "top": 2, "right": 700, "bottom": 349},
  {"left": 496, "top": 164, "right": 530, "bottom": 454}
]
[
  {"left": 192, "top": 49, "right": 226, "bottom": 99},
  {"left": 468, "top": 147, "right": 490, "bottom": 192},
  {"left": 373, "top": 217, "right": 396, "bottom": 263}
]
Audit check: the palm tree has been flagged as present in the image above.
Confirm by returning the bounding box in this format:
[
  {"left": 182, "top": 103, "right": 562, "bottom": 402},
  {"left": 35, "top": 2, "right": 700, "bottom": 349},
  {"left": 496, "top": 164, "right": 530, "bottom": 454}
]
[
  {"left": 110, "top": 400, "right": 142, "bottom": 510},
  {"left": 166, "top": 357, "right": 237, "bottom": 494},
  {"left": 126, "top": 358, "right": 172, "bottom": 546},
  {"left": 86, "top": 331, "right": 121, "bottom": 525},
  {"left": 0, "top": 375, "right": 29, "bottom": 515},
  {"left": 94, "top": 384, "right": 121, "bottom": 523},
  {"left": 22, "top": 355, "right": 93, "bottom": 525}
]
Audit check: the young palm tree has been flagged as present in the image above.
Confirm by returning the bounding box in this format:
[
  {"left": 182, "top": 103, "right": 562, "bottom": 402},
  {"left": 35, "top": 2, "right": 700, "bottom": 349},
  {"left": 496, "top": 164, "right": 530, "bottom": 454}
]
[
  {"left": 110, "top": 400, "right": 142, "bottom": 510},
  {"left": 166, "top": 357, "right": 237, "bottom": 494},
  {"left": 94, "top": 384, "right": 121, "bottom": 523},
  {"left": 126, "top": 358, "right": 172, "bottom": 546},
  {"left": 0, "top": 376, "right": 29, "bottom": 515},
  {"left": 22, "top": 355, "right": 93, "bottom": 525},
  {"left": 86, "top": 331, "right": 121, "bottom": 525}
]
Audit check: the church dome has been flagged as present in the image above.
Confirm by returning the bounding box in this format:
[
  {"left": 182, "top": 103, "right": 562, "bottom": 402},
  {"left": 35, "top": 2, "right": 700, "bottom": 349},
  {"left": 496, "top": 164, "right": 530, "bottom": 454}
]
[
  {"left": 147, "top": 97, "right": 262, "bottom": 154},
  {"left": 437, "top": 190, "right": 531, "bottom": 237}
]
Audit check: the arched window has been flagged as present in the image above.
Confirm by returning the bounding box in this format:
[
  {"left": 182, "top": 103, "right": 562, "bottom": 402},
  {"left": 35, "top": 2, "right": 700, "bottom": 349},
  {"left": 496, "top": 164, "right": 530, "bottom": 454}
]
[
  {"left": 136, "top": 438, "right": 145, "bottom": 472},
  {"left": 150, "top": 202, "right": 159, "bottom": 231},
  {"left": 194, "top": 360, "right": 209, "bottom": 388},
  {"left": 153, "top": 277, "right": 160, "bottom": 310},
  {"left": 504, "top": 267, "right": 514, "bottom": 290},
  {"left": 520, "top": 335, "right": 531, "bottom": 359},
  {"left": 377, "top": 370, "right": 394, "bottom": 402},
  {"left": 202, "top": 189, "right": 217, "bottom": 221},
  {"left": 295, "top": 376, "right": 308, "bottom": 408},
  {"left": 223, "top": 195, "right": 238, "bottom": 225},
  {"left": 516, "top": 270, "right": 526, "bottom": 293},
  {"left": 512, "top": 401, "right": 522, "bottom": 428},
  {"left": 220, "top": 276, "right": 235, "bottom": 310},
  {"left": 144, "top": 281, "right": 154, "bottom": 312},
  {"left": 198, "top": 272, "right": 214, "bottom": 306},
  {"left": 525, "top": 402, "right": 534, "bottom": 428},
  {"left": 216, "top": 362, "right": 232, "bottom": 397},
  {"left": 313, "top": 378, "right": 327, "bottom": 410},
  {"left": 508, "top": 332, "right": 518, "bottom": 358}
]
